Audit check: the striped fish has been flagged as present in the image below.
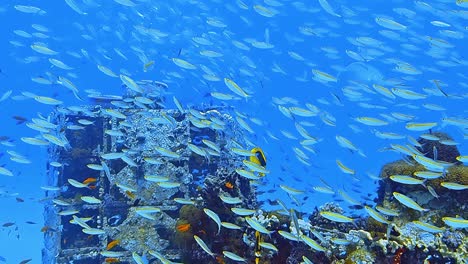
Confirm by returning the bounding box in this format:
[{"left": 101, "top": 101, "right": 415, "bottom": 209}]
[
  {"left": 194, "top": 235, "right": 215, "bottom": 257},
  {"left": 412, "top": 221, "right": 445, "bottom": 233},
  {"left": 319, "top": 211, "right": 354, "bottom": 223},
  {"left": 442, "top": 217, "right": 468, "bottom": 229},
  {"left": 365, "top": 206, "right": 390, "bottom": 224},
  {"left": 245, "top": 217, "right": 273, "bottom": 235},
  {"left": 204, "top": 208, "right": 221, "bottom": 235},
  {"left": 393, "top": 192, "right": 428, "bottom": 212}
]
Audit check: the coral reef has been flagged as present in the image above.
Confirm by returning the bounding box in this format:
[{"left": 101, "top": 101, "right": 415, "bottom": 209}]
[
  {"left": 344, "top": 248, "right": 375, "bottom": 264},
  {"left": 46, "top": 93, "right": 467, "bottom": 264},
  {"left": 371, "top": 132, "right": 468, "bottom": 263}
]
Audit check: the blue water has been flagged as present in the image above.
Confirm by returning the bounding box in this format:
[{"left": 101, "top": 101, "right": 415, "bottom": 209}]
[{"left": 1, "top": 0, "right": 467, "bottom": 263}]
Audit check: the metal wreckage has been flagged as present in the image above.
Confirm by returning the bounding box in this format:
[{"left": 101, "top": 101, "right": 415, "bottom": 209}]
[{"left": 42, "top": 81, "right": 467, "bottom": 264}]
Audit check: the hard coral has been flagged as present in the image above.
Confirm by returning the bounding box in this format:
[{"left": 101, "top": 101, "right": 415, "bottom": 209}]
[{"left": 344, "top": 247, "right": 375, "bottom": 264}]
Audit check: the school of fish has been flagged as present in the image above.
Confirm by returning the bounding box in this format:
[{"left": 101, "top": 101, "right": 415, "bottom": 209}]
[{"left": 0, "top": 0, "right": 468, "bottom": 263}]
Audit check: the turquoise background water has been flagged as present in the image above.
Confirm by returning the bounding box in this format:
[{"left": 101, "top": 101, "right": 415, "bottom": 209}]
[{"left": 1, "top": 1, "right": 467, "bottom": 263}]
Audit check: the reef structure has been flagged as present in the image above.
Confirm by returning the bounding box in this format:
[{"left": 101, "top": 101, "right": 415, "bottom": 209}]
[{"left": 42, "top": 80, "right": 258, "bottom": 264}]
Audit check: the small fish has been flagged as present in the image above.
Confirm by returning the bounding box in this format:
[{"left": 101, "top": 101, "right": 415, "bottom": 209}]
[
  {"left": 253, "top": 5, "right": 277, "bottom": 17},
  {"left": 313, "top": 186, "right": 335, "bottom": 194},
  {"left": 97, "top": 65, "right": 118, "bottom": 77},
  {"left": 157, "top": 181, "right": 181, "bottom": 189},
  {"left": 320, "top": 211, "right": 354, "bottom": 223},
  {"left": 106, "top": 240, "right": 120, "bottom": 250},
  {"left": 204, "top": 208, "right": 221, "bottom": 235},
  {"left": 393, "top": 192, "right": 428, "bottom": 212},
  {"left": 125, "top": 191, "right": 135, "bottom": 200},
  {"left": 412, "top": 221, "right": 445, "bottom": 233},
  {"left": 405, "top": 122, "right": 438, "bottom": 131},
  {"left": 300, "top": 234, "right": 325, "bottom": 251},
  {"left": 337, "top": 190, "right": 361, "bottom": 205},
  {"left": 442, "top": 217, "right": 468, "bottom": 229},
  {"left": 12, "top": 116, "right": 28, "bottom": 125},
  {"left": 364, "top": 206, "right": 389, "bottom": 224},
  {"left": 132, "top": 252, "right": 145, "bottom": 264},
  {"left": 219, "top": 195, "right": 242, "bottom": 205},
  {"left": 68, "top": 179, "right": 89, "bottom": 188},
  {"left": 312, "top": 69, "right": 338, "bottom": 82},
  {"left": 101, "top": 152, "right": 125, "bottom": 160},
  {"left": 87, "top": 164, "right": 104, "bottom": 171},
  {"left": 279, "top": 184, "right": 305, "bottom": 195},
  {"left": 58, "top": 209, "right": 79, "bottom": 216},
  {"left": 100, "top": 251, "right": 125, "bottom": 258},
  {"left": 34, "top": 96, "right": 63, "bottom": 105},
  {"left": 155, "top": 147, "right": 180, "bottom": 158},
  {"left": 193, "top": 235, "right": 215, "bottom": 257},
  {"left": 390, "top": 175, "right": 425, "bottom": 186},
  {"left": 440, "top": 182, "right": 467, "bottom": 190},
  {"left": 375, "top": 206, "right": 399, "bottom": 216},
  {"left": 71, "top": 215, "right": 91, "bottom": 229},
  {"left": 173, "top": 198, "right": 195, "bottom": 205},
  {"left": 336, "top": 160, "right": 355, "bottom": 175},
  {"left": 81, "top": 196, "right": 102, "bottom": 204},
  {"left": 278, "top": 230, "right": 300, "bottom": 241},
  {"left": 82, "top": 228, "right": 106, "bottom": 235},
  {"left": 456, "top": 155, "right": 468, "bottom": 163},
  {"left": 427, "top": 186, "right": 440, "bottom": 199},
  {"left": 355, "top": 117, "right": 389, "bottom": 126},
  {"left": 413, "top": 171, "right": 443, "bottom": 179},
  {"left": 231, "top": 208, "right": 256, "bottom": 216},
  {"left": 221, "top": 222, "right": 241, "bottom": 230},
  {"left": 303, "top": 256, "right": 314, "bottom": 264},
  {"left": 120, "top": 74, "right": 143, "bottom": 93},
  {"left": 331, "top": 238, "right": 351, "bottom": 245},
  {"left": 116, "top": 183, "right": 137, "bottom": 193},
  {"left": 235, "top": 169, "right": 261, "bottom": 180},
  {"left": 172, "top": 58, "right": 196, "bottom": 70},
  {"left": 176, "top": 223, "right": 191, "bottom": 232},
  {"left": 259, "top": 242, "right": 278, "bottom": 252},
  {"left": 143, "top": 60, "right": 155, "bottom": 72},
  {"left": 222, "top": 251, "right": 246, "bottom": 262},
  {"left": 31, "top": 44, "right": 57, "bottom": 55},
  {"left": 82, "top": 177, "right": 97, "bottom": 185},
  {"left": 224, "top": 78, "right": 251, "bottom": 98},
  {"left": 245, "top": 217, "right": 273, "bottom": 235}
]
